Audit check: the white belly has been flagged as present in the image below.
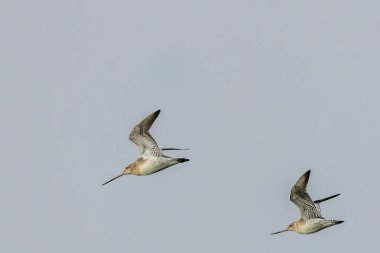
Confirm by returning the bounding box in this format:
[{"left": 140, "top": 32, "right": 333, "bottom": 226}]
[
  {"left": 299, "top": 219, "right": 333, "bottom": 234},
  {"left": 138, "top": 158, "right": 172, "bottom": 175}
]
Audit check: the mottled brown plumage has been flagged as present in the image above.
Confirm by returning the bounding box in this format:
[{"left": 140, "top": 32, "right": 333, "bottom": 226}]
[
  {"left": 271, "top": 170, "right": 343, "bottom": 235},
  {"left": 102, "top": 110, "right": 189, "bottom": 186}
]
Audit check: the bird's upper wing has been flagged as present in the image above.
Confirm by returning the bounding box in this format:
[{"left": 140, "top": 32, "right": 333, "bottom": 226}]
[
  {"left": 129, "top": 110, "right": 164, "bottom": 158},
  {"left": 290, "top": 170, "right": 323, "bottom": 220}
]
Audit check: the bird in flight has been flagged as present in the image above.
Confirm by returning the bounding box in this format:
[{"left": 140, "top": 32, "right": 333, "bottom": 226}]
[
  {"left": 271, "top": 170, "right": 343, "bottom": 235},
  {"left": 102, "top": 110, "right": 189, "bottom": 186}
]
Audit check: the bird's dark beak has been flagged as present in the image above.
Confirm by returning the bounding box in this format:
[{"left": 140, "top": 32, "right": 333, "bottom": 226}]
[
  {"left": 270, "top": 229, "right": 288, "bottom": 235},
  {"left": 101, "top": 174, "right": 124, "bottom": 186}
]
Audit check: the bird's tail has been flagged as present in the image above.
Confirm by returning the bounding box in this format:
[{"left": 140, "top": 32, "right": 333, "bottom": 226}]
[
  {"left": 175, "top": 158, "right": 189, "bottom": 163},
  {"left": 314, "top": 193, "right": 340, "bottom": 204},
  {"left": 331, "top": 220, "right": 344, "bottom": 225}
]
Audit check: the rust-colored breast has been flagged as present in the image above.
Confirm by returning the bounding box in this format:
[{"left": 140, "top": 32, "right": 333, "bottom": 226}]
[
  {"left": 129, "top": 158, "right": 147, "bottom": 176},
  {"left": 294, "top": 220, "right": 306, "bottom": 233}
]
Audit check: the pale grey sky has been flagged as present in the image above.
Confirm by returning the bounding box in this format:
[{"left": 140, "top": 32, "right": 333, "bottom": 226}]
[{"left": 1, "top": 0, "right": 380, "bottom": 252}]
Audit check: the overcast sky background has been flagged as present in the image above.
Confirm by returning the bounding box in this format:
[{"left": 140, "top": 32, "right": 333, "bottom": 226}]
[{"left": 1, "top": 0, "right": 380, "bottom": 252}]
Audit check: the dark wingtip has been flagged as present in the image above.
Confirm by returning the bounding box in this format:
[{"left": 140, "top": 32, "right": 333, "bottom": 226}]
[
  {"left": 314, "top": 193, "right": 341, "bottom": 204},
  {"left": 335, "top": 220, "right": 344, "bottom": 225},
  {"left": 302, "top": 169, "right": 311, "bottom": 179},
  {"left": 332, "top": 193, "right": 341, "bottom": 199},
  {"left": 161, "top": 148, "right": 190, "bottom": 151},
  {"left": 151, "top": 109, "right": 161, "bottom": 117},
  {"left": 294, "top": 169, "right": 311, "bottom": 189},
  {"left": 304, "top": 169, "right": 311, "bottom": 179},
  {"left": 177, "top": 158, "right": 189, "bottom": 163}
]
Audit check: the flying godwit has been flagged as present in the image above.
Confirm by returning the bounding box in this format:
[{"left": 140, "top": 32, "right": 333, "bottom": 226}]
[
  {"left": 102, "top": 110, "right": 189, "bottom": 186},
  {"left": 271, "top": 170, "right": 343, "bottom": 235}
]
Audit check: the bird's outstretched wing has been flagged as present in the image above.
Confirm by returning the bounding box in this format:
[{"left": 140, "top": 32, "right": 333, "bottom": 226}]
[
  {"left": 290, "top": 170, "right": 323, "bottom": 220},
  {"left": 129, "top": 110, "right": 164, "bottom": 158}
]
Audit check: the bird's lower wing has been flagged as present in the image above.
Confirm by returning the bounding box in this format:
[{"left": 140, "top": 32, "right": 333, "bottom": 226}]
[{"left": 291, "top": 187, "right": 323, "bottom": 220}]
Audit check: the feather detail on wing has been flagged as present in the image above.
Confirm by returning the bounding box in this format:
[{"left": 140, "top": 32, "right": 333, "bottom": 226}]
[
  {"left": 290, "top": 170, "right": 323, "bottom": 220},
  {"left": 129, "top": 110, "right": 164, "bottom": 158}
]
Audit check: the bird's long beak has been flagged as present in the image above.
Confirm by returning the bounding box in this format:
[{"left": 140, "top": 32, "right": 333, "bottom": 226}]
[
  {"left": 102, "top": 173, "right": 124, "bottom": 186},
  {"left": 270, "top": 229, "right": 288, "bottom": 235}
]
